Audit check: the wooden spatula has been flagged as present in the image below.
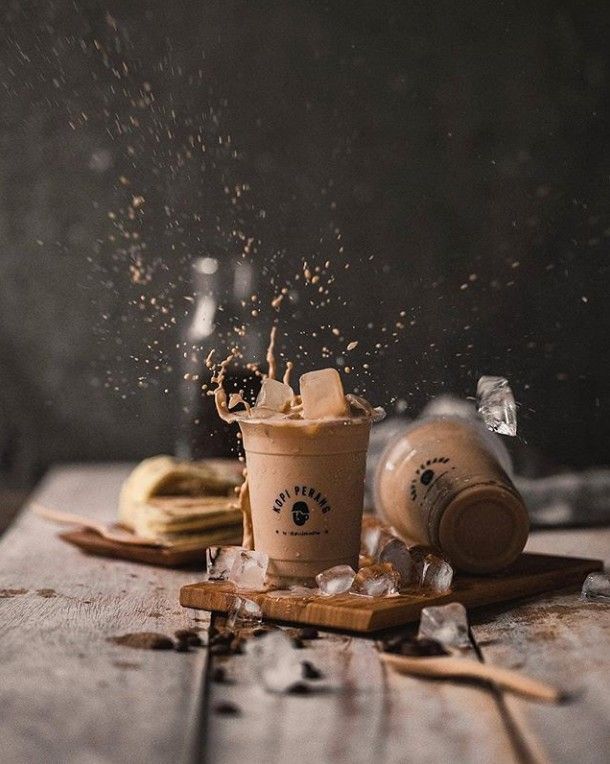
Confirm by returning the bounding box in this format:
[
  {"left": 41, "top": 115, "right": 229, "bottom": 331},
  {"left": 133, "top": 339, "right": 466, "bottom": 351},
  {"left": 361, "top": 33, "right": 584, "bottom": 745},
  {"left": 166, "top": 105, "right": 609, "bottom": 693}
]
[{"left": 381, "top": 652, "right": 565, "bottom": 703}]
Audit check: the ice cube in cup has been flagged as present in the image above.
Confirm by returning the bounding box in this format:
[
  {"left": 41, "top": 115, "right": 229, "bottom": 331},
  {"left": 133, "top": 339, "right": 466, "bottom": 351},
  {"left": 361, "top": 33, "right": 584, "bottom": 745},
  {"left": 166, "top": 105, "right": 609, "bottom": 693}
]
[
  {"left": 299, "top": 368, "right": 349, "bottom": 420},
  {"left": 476, "top": 375, "right": 517, "bottom": 437},
  {"left": 255, "top": 378, "right": 293, "bottom": 413}
]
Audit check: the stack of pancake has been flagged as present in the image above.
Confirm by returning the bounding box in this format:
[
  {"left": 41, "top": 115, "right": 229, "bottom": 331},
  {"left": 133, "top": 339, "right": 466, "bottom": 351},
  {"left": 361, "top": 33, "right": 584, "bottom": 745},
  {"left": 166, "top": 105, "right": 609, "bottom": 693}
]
[{"left": 118, "top": 456, "right": 243, "bottom": 547}]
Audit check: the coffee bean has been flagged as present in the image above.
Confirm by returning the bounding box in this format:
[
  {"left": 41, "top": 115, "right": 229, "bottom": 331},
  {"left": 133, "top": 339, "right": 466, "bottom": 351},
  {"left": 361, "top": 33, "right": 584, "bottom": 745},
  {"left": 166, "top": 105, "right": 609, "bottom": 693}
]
[
  {"left": 210, "top": 643, "right": 231, "bottom": 656},
  {"left": 301, "top": 660, "right": 323, "bottom": 680},
  {"left": 108, "top": 632, "right": 174, "bottom": 650},
  {"left": 381, "top": 634, "right": 447, "bottom": 657},
  {"left": 174, "top": 629, "right": 203, "bottom": 646},
  {"left": 287, "top": 681, "right": 310, "bottom": 695},
  {"left": 297, "top": 627, "right": 319, "bottom": 640},
  {"left": 214, "top": 701, "right": 241, "bottom": 716},
  {"left": 211, "top": 666, "right": 227, "bottom": 683}
]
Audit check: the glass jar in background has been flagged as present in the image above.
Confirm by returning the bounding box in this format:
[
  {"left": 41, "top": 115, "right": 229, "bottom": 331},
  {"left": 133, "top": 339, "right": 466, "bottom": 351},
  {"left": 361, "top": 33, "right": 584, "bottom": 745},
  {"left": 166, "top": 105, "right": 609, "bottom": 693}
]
[{"left": 175, "top": 256, "right": 263, "bottom": 460}]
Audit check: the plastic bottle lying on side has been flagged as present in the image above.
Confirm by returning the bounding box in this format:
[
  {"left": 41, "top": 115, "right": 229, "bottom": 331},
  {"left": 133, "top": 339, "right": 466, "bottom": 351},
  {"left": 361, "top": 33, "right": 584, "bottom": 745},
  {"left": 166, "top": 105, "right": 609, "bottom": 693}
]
[{"left": 374, "top": 398, "right": 529, "bottom": 574}]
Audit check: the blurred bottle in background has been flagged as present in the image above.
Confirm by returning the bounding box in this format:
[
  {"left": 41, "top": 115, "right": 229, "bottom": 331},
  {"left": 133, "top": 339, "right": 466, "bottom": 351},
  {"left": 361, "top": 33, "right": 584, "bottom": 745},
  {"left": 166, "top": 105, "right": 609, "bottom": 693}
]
[{"left": 175, "top": 256, "right": 263, "bottom": 460}]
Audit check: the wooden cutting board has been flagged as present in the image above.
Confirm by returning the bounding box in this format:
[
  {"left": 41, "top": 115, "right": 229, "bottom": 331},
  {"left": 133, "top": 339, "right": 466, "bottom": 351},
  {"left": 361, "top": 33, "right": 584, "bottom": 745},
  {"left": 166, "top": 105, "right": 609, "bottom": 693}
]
[{"left": 179, "top": 552, "right": 602, "bottom": 632}]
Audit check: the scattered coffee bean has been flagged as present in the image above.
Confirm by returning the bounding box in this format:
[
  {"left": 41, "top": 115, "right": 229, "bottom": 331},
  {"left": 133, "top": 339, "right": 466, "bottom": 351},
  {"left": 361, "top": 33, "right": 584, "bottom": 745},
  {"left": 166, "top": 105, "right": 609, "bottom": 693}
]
[
  {"left": 301, "top": 660, "right": 323, "bottom": 680},
  {"left": 175, "top": 629, "right": 203, "bottom": 647},
  {"left": 0, "top": 588, "right": 28, "bottom": 599},
  {"left": 175, "top": 641, "right": 190, "bottom": 653},
  {"left": 211, "top": 666, "right": 227, "bottom": 683},
  {"left": 210, "top": 643, "right": 231, "bottom": 656},
  {"left": 210, "top": 633, "right": 233, "bottom": 647},
  {"left": 287, "top": 681, "right": 311, "bottom": 695},
  {"left": 381, "top": 635, "right": 447, "bottom": 657},
  {"left": 297, "top": 627, "right": 319, "bottom": 640},
  {"left": 109, "top": 632, "right": 174, "bottom": 650},
  {"left": 214, "top": 701, "right": 241, "bottom": 716}
]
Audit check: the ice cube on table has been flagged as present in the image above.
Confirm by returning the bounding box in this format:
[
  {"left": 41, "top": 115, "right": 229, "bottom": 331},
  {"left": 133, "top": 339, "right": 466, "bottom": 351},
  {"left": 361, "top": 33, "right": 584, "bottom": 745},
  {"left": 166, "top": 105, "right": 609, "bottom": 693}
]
[
  {"left": 248, "top": 630, "right": 305, "bottom": 693},
  {"left": 351, "top": 563, "right": 400, "bottom": 597},
  {"left": 227, "top": 596, "right": 263, "bottom": 629},
  {"left": 299, "top": 368, "right": 348, "bottom": 419},
  {"left": 316, "top": 564, "right": 356, "bottom": 595},
  {"left": 379, "top": 537, "right": 417, "bottom": 589},
  {"left": 206, "top": 546, "right": 268, "bottom": 590},
  {"left": 581, "top": 571, "right": 610, "bottom": 602},
  {"left": 255, "top": 378, "right": 293, "bottom": 413},
  {"left": 206, "top": 546, "right": 241, "bottom": 581},
  {"left": 406, "top": 545, "right": 437, "bottom": 577},
  {"left": 421, "top": 554, "right": 454, "bottom": 593},
  {"left": 476, "top": 375, "right": 517, "bottom": 436},
  {"left": 418, "top": 602, "right": 470, "bottom": 648}
]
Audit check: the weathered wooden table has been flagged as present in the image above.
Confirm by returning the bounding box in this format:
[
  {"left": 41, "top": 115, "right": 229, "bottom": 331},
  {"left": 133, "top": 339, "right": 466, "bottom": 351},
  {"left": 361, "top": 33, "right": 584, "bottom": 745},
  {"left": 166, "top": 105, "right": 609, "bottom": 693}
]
[{"left": 1, "top": 465, "right": 609, "bottom": 764}]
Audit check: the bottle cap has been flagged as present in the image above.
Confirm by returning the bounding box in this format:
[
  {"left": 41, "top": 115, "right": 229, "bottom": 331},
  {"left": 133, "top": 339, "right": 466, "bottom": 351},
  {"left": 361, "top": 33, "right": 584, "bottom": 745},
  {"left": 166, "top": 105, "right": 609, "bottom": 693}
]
[{"left": 435, "top": 483, "right": 529, "bottom": 574}]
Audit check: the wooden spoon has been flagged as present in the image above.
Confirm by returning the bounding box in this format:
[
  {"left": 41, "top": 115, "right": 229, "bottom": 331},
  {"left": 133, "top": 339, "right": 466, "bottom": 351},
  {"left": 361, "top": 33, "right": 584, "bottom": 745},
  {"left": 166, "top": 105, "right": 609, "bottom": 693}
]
[
  {"left": 381, "top": 652, "right": 565, "bottom": 704},
  {"left": 32, "top": 503, "right": 164, "bottom": 547}
]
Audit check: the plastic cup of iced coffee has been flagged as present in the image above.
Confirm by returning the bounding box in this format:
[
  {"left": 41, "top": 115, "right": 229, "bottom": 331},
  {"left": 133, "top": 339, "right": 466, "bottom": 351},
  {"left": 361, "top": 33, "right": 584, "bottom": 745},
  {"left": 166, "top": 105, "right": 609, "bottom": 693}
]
[{"left": 218, "top": 367, "right": 383, "bottom": 587}]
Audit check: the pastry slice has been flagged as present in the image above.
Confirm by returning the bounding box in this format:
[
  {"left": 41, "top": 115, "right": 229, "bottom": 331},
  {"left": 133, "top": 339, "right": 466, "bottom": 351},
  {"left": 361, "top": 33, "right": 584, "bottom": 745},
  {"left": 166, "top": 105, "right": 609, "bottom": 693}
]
[{"left": 119, "top": 456, "right": 243, "bottom": 544}]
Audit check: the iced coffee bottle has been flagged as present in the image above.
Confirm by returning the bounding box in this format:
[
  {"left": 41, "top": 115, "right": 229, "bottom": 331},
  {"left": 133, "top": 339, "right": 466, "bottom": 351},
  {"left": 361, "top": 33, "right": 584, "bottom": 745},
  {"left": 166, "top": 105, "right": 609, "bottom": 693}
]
[{"left": 375, "top": 415, "right": 529, "bottom": 573}]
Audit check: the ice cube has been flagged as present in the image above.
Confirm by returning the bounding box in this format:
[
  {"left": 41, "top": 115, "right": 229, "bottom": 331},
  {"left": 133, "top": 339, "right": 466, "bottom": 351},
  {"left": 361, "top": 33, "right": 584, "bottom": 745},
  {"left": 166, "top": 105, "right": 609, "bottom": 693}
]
[
  {"left": 418, "top": 602, "right": 470, "bottom": 648},
  {"left": 476, "top": 375, "right": 517, "bottom": 436},
  {"left": 315, "top": 564, "right": 356, "bottom": 595},
  {"left": 248, "top": 630, "right": 304, "bottom": 693},
  {"left": 206, "top": 546, "right": 241, "bottom": 580},
  {"left": 581, "top": 571, "right": 610, "bottom": 602},
  {"left": 255, "top": 378, "right": 293, "bottom": 413},
  {"left": 206, "top": 546, "right": 268, "bottom": 590},
  {"left": 351, "top": 563, "right": 400, "bottom": 597},
  {"left": 421, "top": 554, "right": 454, "bottom": 593},
  {"left": 379, "top": 537, "right": 417, "bottom": 589},
  {"left": 226, "top": 596, "right": 263, "bottom": 629},
  {"left": 299, "top": 368, "right": 348, "bottom": 420}
]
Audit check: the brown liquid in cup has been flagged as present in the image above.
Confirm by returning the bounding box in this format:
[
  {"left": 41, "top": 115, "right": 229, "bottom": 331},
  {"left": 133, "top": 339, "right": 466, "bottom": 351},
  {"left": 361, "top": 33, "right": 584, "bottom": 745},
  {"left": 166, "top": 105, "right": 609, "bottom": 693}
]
[
  {"left": 375, "top": 417, "right": 529, "bottom": 573},
  {"left": 239, "top": 417, "right": 371, "bottom": 586}
]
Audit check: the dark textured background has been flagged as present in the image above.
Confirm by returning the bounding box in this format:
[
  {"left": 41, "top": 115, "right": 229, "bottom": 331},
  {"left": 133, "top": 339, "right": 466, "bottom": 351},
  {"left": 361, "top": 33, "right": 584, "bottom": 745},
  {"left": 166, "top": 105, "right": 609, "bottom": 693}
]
[{"left": 1, "top": 1, "right": 609, "bottom": 509}]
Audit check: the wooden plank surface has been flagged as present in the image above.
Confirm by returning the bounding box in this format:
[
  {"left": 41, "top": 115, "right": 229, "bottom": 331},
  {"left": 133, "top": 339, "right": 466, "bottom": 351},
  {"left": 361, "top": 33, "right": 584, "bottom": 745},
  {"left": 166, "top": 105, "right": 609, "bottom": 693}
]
[
  {"left": 207, "top": 616, "right": 519, "bottom": 764},
  {"left": 471, "top": 527, "right": 610, "bottom": 764},
  {"left": 0, "top": 464, "right": 210, "bottom": 764},
  {"left": 181, "top": 553, "right": 602, "bottom": 632},
  {"left": 2, "top": 464, "right": 608, "bottom": 764}
]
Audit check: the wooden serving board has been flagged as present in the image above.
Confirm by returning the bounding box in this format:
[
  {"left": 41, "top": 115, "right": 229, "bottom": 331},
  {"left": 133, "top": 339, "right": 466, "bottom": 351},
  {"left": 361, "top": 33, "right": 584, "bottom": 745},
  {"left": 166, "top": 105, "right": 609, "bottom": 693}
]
[
  {"left": 179, "top": 552, "right": 602, "bottom": 632},
  {"left": 59, "top": 528, "right": 238, "bottom": 568}
]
